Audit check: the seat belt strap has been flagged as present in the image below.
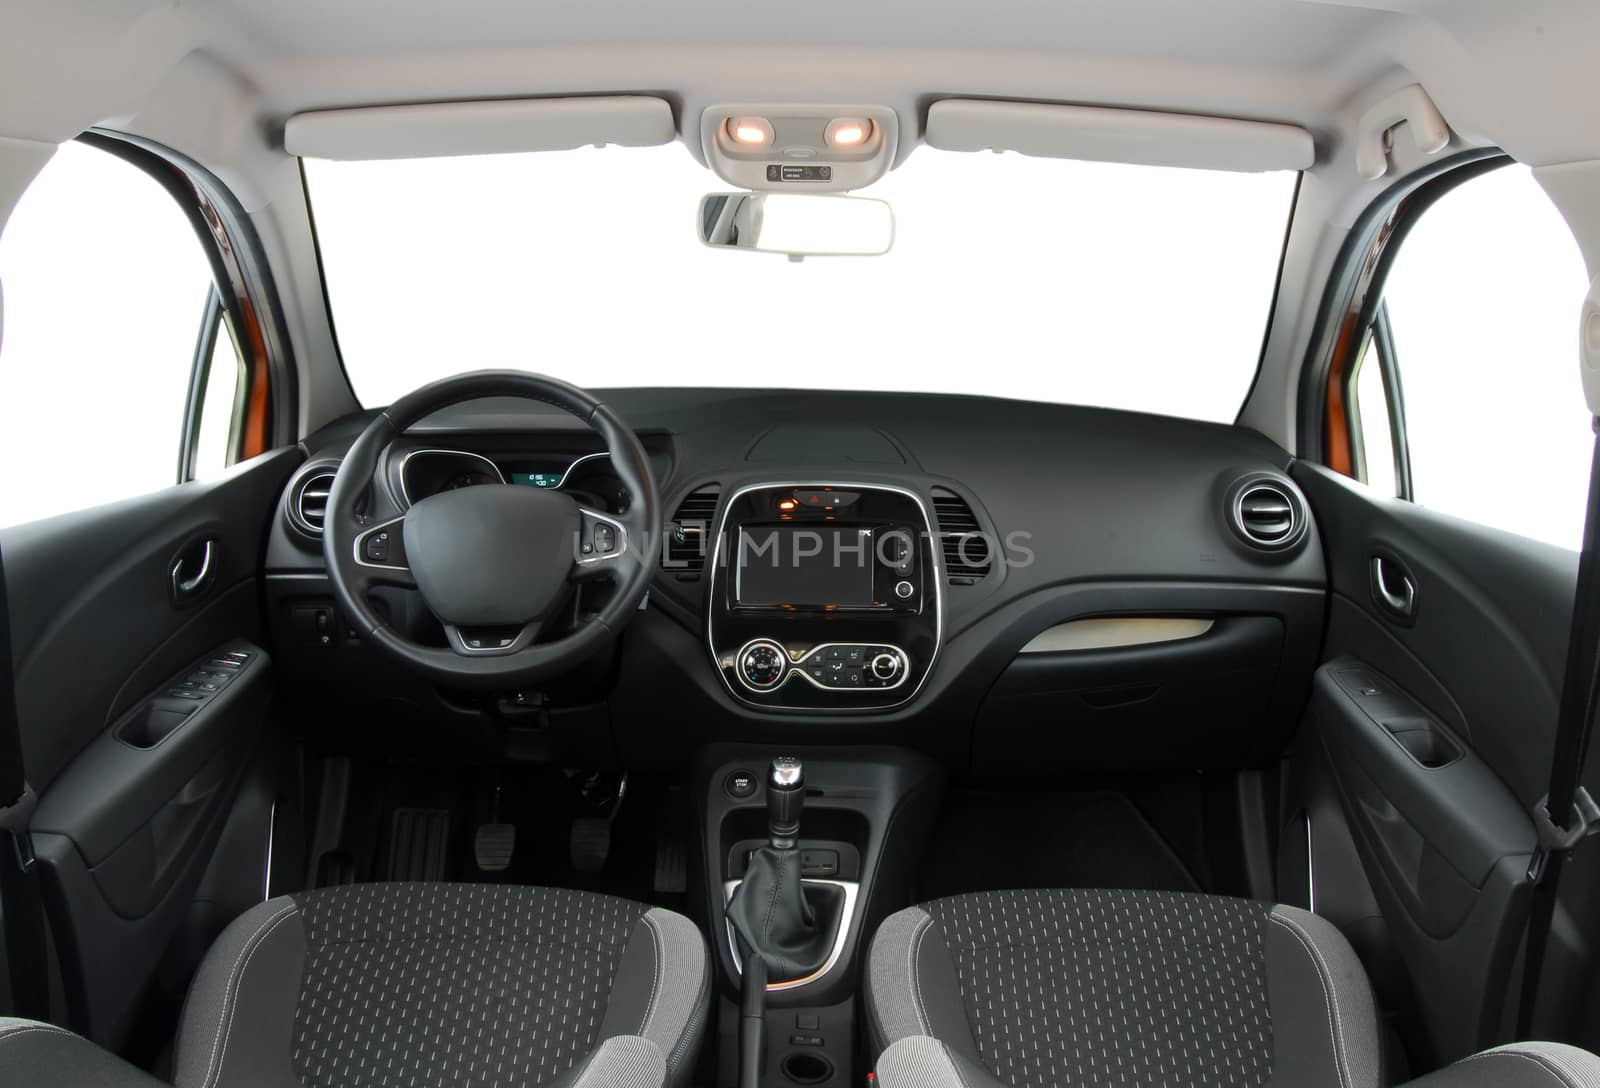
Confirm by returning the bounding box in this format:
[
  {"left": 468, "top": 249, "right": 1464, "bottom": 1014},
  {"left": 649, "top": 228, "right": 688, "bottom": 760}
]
[
  {"left": 0, "top": 530, "right": 50, "bottom": 1021},
  {"left": 1517, "top": 420, "right": 1600, "bottom": 1039}
]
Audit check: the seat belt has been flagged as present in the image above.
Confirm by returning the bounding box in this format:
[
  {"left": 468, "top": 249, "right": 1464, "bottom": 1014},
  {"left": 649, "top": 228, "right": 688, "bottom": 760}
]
[
  {"left": 0, "top": 530, "right": 49, "bottom": 1021},
  {"left": 1517, "top": 420, "right": 1600, "bottom": 1039}
]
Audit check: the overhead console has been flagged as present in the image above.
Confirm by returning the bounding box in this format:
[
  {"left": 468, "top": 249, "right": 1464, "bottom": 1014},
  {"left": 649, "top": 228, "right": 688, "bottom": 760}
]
[{"left": 707, "top": 483, "right": 941, "bottom": 711}]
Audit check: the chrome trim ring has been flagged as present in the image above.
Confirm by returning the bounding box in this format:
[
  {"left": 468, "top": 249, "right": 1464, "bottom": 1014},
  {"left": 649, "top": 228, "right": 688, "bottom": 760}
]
[
  {"left": 398, "top": 448, "right": 507, "bottom": 506},
  {"left": 705, "top": 480, "right": 943, "bottom": 712},
  {"left": 352, "top": 514, "right": 409, "bottom": 572},
  {"left": 723, "top": 878, "right": 859, "bottom": 993},
  {"left": 443, "top": 622, "right": 540, "bottom": 656},
  {"left": 575, "top": 506, "right": 630, "bottom": 567},
  {"left": 556, "top": 450, "right": 611, "bottom": 487},
  {"left": 733, "top": 638, "right": 790, "bottom": 692},
  {"left": 776, "top": 641, "right": 912, "bottom": 694}
]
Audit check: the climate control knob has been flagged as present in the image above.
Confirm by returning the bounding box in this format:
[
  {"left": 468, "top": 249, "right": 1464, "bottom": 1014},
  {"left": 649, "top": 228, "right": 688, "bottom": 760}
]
[
  {"left": 870, "top": 652, "right": 902, "bottom": 682},
  {"left": 740, "top": 641, "right": 788, "bottom": 689}
]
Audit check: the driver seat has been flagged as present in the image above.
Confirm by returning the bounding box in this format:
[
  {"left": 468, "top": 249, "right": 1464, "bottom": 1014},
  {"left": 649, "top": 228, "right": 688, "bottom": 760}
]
[{"left": 3, "top": 883, "right": 710, "bottom": 1088}]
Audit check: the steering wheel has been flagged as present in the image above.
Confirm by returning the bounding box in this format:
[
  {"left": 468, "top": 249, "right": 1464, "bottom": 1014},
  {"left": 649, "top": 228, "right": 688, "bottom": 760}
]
[{"left": 323, "top": 370, "right": 660, "bottom": 689}]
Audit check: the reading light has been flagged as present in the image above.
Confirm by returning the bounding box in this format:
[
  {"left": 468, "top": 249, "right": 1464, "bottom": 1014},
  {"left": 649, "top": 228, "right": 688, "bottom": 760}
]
[
  {"left": 777, "top": 498, "right": 799, "bottom": 511},
  {"left": 826, "top": 118, "right": 871, "bottom": 147},
  {"left": 728, "top": 117, "right": 773, "bottom": 146}
]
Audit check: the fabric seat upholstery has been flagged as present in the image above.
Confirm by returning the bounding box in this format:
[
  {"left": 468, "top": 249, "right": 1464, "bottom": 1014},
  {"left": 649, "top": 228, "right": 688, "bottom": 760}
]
[
  {"left": 172, "top": 883, "right": 709, "bottom": 1088},
  {"left": 874, "top": 1036, "right": 1600, "bottom": 1088},
  {"left": 866, "top": 888, "right": 1383, "bottom": 1088}
]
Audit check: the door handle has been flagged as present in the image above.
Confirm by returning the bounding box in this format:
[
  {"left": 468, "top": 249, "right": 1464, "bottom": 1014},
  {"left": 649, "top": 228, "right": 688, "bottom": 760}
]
[
  {"left": 171, "top": 538, "right": 217, "bottom": 602},
  {"left": 1370, "top": 554, "right": 1417, "bottom": 620}
]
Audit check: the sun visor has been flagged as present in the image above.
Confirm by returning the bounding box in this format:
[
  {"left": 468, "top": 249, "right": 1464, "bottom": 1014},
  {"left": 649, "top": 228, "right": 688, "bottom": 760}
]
[
  {"left": 925, "top": 99, "right": 1314, "bottom": 173},
  {"left": 285, "top": 96, "right": 676, "bottom": 160}
]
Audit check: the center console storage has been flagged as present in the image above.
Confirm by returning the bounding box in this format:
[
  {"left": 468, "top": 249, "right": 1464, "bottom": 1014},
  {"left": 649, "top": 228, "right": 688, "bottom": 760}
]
[{"left": 706, "top": 484, "right": 941, "bottom": 711}]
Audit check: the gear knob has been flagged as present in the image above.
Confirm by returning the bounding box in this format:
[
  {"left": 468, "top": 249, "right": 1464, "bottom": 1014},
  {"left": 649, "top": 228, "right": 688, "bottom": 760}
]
[{"left": 767, "top": 757, "right": 804, "bottom": 849}]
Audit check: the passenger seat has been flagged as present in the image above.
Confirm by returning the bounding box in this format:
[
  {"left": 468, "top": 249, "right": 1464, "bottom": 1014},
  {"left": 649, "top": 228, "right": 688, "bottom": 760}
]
[{"left": 866, "top": 888, "right": 1600, "bottom": 1088}]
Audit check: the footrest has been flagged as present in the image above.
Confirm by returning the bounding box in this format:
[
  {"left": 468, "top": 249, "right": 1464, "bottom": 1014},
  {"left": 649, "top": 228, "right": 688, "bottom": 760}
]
[
  {"left": 386, "top": 807, "right": 451, "bottom": 881},
  {"left": 655, "top": 837, "right": 687, "bottom": 894}
]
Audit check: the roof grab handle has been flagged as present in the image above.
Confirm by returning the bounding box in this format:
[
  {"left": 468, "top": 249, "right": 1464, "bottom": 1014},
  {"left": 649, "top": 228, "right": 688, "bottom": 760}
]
[{"left": 1356, "top": 84, "right": 1451, "bottom": 181}]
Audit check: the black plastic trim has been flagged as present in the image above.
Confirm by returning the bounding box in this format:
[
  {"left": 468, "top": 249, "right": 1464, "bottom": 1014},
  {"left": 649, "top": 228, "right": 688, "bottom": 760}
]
[{"left": 1296, "top": 149, "right": 1509, "bottom": 462}]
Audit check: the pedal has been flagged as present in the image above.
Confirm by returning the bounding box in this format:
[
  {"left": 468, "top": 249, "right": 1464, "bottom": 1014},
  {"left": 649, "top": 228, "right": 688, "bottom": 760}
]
[
  {"left": 474, "top": 822, "right": 516, "bottom": 872},
  {"left": 570, "top": 817, "right": 612, "bottom": 872},
  {"left": 654, "top": 837, "right": 687, "bottom": 894}
]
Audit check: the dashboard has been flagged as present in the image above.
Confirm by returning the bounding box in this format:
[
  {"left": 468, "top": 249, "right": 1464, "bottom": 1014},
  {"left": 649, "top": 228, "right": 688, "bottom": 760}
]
[{"left": 264, "top": 389, "right": 1330, "bottom": 770}]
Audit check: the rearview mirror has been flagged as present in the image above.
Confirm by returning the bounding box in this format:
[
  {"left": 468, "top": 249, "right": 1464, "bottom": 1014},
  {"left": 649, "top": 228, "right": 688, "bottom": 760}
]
[{"left": 698, "top": 192, "right": 893, "bottom": 258}]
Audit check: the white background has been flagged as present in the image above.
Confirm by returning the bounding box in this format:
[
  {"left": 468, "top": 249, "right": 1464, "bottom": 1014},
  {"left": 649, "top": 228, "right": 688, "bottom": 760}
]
[
  {"left": 305, "top": 144, "right": 1293, "bottom": 419},
  {"left": 0, "top": 143, "right": 214, "bottom": 526},
  {"left": 0, "top": 141, "right": 1592, "bottom": 550},
  {"left": 1377, "top": 166, "right": 1591, "bottom": 549}
]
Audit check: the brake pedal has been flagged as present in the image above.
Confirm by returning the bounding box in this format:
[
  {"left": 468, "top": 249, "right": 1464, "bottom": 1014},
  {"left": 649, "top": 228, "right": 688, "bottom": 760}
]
[
  {"left": 474, "top": 822, "right": 516, "bottom": 872},
  {"left": 474, "top": 780, "right": 516, "bottom": 873}
]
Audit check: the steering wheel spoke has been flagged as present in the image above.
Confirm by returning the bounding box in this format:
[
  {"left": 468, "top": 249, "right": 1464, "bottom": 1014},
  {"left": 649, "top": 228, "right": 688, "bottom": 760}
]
[
  {"left": 571, "top": 506, "right": 632, "bottom": 581},
  {"left": 351, "top": 515, "right": 417, "bottom": 590},
  {"left": 443, "top": 621, "right": 542, "bottom": 656}
]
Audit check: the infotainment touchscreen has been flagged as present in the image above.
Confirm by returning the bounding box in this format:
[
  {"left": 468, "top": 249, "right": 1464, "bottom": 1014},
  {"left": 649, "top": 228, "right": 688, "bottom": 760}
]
[{"left": 735, "top": 524, "right": 876, "bottom": 607}]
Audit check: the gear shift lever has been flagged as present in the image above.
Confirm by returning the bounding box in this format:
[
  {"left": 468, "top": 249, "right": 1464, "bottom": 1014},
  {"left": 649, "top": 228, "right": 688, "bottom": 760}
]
[
  {"left": 767, "top": 756, "right": 804, "bottom": 849},
  {"left": 726, "top": 756, "right": 845, "bottom": 984}
]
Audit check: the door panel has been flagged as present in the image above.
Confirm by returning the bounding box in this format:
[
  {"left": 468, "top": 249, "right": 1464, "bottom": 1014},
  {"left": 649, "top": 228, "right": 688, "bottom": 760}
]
[
  {"left": 1290, "top": 462, "right": 1569, "bottom": 1063},
  {"left": 1, "top": 448, "right": 300, "bottom": 1046}
]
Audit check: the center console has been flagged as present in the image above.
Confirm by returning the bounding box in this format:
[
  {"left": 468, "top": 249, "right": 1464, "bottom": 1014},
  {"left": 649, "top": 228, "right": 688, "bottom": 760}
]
[
  {"left": 694, "top": 744, "right": 943, "bottom": 1087},
  {"left": 707, "top": 483, "right": 941, "bottom": 711}
]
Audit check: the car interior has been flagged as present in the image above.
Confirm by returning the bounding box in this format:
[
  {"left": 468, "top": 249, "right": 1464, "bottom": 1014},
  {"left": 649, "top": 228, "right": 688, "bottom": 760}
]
[{"left": 5, "top": 2, "right": 1600, "bottom": 1087}]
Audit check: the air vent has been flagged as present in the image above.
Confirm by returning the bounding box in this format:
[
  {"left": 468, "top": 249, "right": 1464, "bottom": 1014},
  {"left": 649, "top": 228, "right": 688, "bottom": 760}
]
[
  {"left": 664, "top": 486, "right": 720, "bottom": 575},
  {"left": 1227, "top": 477, "right": 1308, "bottom": 552},
  {"left": 932, "top": 488, "right": 993, "bottom": 583},
  {"left": 288, "top": 471, "right": 337, "bottom": 537}
]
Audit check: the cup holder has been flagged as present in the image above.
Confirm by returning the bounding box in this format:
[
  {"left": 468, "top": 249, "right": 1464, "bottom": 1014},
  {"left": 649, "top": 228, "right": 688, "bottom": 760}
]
[{"left": 781, "top": 1051, "right": 833, "bottom": 1085}]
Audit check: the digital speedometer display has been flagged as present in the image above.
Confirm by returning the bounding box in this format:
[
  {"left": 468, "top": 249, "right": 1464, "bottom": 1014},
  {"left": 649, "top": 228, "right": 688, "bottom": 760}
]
[{"left": 511, "top": 471, "right": 563, "bottom": 488}]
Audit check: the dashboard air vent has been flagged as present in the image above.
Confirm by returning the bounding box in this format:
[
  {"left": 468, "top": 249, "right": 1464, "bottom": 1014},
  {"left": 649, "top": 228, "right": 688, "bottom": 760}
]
[
  {"left": 1227, "top": 477, "right": 1308, "bottom": 552},
  {"left": 664, "top": 486, "right": 720, "bottom": 574},
  {"left": 289, "top": 471, "right": 337, "bottom": 537},
  {"left": 932, "top": 488, "right": 993, "bottom": 583}
]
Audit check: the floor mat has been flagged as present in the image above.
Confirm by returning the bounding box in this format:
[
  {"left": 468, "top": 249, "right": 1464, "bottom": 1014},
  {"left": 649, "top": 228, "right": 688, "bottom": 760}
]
[
  {"left": 386, "top": 807, "right": 453, "bottom": 881},
  {"left": 327, "top": 762, "right": 691, "bottom": 913},
  {"left": 915, "top": 789, "right": 1202, "bottom": 901}
]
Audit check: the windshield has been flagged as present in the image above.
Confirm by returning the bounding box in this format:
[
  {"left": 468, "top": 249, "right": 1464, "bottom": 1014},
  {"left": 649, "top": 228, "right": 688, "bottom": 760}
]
[{"left": 305, "top": 144, "right": 1296, "bottom": 422}]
